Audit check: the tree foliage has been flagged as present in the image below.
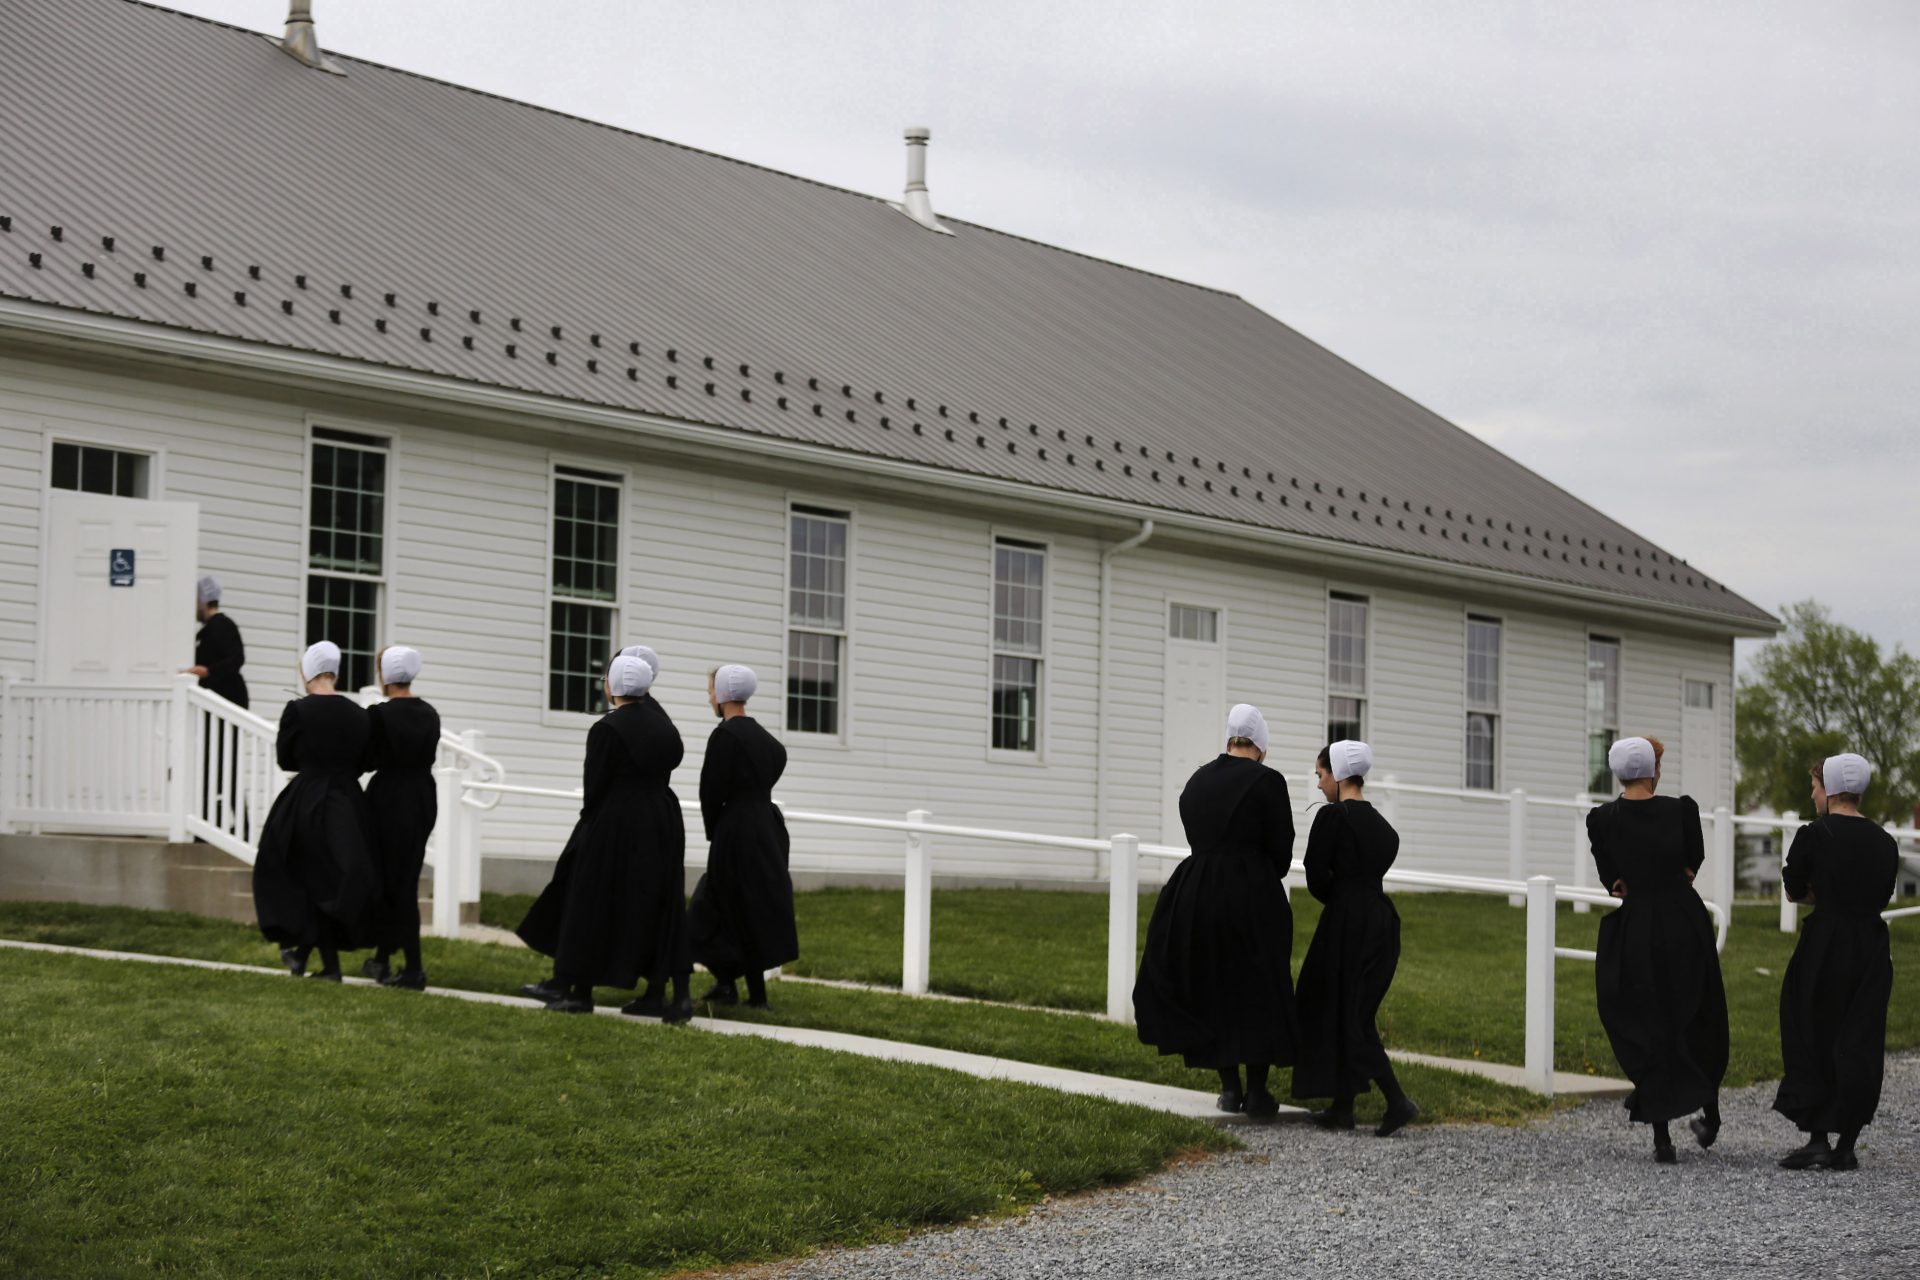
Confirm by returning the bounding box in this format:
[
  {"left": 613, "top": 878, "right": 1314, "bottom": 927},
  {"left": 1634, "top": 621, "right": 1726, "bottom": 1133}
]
[{"left": 1736, "top": 601, "right": 1920, "bottom": 824}]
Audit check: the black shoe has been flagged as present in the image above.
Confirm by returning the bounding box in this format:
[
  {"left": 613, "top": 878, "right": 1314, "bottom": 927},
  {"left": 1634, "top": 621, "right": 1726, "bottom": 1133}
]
[
  {"left": 519, "top": 977, "right": 566, "bottom": 1001},
  {"left": 1376, "top": 1099, "right": 1421, "bottom": 1138},
  {"left": 619, "top": 993, "right": 664, "bottom": 1017},
  {"left": 661, "top": 997, "right": 695, "bottom": 1025},
  {"left": 1310, "top": 1108, "right": 1356, "bottom": 1131},
  {"left": 1215, "top": 1087, "right": 1245, "bottom": 1115},
  {"left": 1828, "top": 1149, "right": 1859, "bottom": 1172},
  {"left": 1779, "top": 1138, "right": 1833, "bottom": 1170},
  {"left": 742, "top": 996, "right": 771, "bottom": 1011},
  {"left": 381, "top": 969, "right": 427, "bottom": 991},
  {"left": 280, "top": 947, "right": 307, "bottom": 977},
  {"left": 1244, "top": 1089, "right": 1281, "bottom": 1121},
  {"left": 1688, "top": 1117, "right": 1720, "bottom": 1150},
  {"left": 544, "top": 997, "right": 593, "bottom": 1014},
  {"left": 699, "top": 981, "right": 739, "bottom": 1005},
  {"left": 1654, "top": 1143, "right": 1678, "bottom": 1165},
  {"left": 306, "top": 969, "right": 343, "bottom": 983},
  {"left": 360, "top": 958, "right": 391, "bottom": 983}
]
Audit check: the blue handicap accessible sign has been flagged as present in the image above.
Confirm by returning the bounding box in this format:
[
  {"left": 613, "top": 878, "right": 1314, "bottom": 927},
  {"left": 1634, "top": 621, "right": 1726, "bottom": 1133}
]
[{"left": 109, "top": 548, "right": 135, "bottom": 587}]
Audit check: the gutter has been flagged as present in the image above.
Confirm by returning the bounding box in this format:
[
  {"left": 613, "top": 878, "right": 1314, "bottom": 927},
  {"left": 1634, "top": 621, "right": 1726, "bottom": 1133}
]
[
  {"left": 1095, "top": 520, "right": 1155, "bottom": 855},
  {"left": 0, "top": 298, "right": 1780, "bottom": 639}
]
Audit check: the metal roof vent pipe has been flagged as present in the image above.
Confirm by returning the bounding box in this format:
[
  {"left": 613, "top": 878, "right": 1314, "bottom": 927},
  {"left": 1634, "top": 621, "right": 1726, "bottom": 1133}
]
[
  {"left": 278, "top": 1, "right": 346, "bottom": 75},
  {"left": 897, "top": 126, "right": 954, "bottom": 236}
]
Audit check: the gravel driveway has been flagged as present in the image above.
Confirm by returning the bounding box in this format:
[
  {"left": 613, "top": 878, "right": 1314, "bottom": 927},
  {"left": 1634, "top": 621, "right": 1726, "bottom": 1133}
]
[{"left": 763, "top": 1055, "right": 1919, "bottom": 1279}]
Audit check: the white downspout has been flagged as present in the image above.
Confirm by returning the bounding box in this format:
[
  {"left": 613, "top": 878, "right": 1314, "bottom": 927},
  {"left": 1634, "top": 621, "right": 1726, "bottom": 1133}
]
[{"left": 1095, "top": 519, "right": 1155, "bottom": 868}]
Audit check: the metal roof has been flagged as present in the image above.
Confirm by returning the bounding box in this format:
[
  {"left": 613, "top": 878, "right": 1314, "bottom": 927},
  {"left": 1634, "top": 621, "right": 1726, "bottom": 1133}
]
[{"left": 0, "top": 0, "right": 1773, "bottom": 628}]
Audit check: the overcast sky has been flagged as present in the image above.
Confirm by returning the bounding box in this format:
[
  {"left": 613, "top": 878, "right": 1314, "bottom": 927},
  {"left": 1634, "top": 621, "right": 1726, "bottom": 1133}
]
[{"left": 173, "top": 1, "right": 1920, "bottom": 664}]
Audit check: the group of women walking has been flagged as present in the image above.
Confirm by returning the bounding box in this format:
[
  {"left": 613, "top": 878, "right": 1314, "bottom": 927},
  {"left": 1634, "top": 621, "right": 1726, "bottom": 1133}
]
[
  {"left": 252, "top": 642, "right": 802, "bottom": 1020},
  {"left": 1133, "top": 705, "right": 1421, "bottom": 1136},
  {"left": 512, "top": 650, "right": 799, "bottom": 1022},
  {"left": 1132, "top": 706, "right": 1901, "bottom": 1172},
  {"left": 252, "top": 641, "right": 440, "bottom": 988}
]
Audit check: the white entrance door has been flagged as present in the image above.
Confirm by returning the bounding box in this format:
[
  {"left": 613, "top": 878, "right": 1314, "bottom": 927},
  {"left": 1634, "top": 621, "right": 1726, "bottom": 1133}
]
[
  {"left": 1161, "top": 603, "right": 1225, "bottom": 845},
  {"left": 41, "top": 491, "right": 199, "bottom": 683},
  {"left": 1680, "top": 678, "right": 1722, "bottom": 810}
]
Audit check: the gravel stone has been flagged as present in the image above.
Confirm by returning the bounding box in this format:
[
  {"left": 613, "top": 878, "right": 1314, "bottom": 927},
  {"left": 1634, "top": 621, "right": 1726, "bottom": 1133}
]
[{"left": 763, "top": 1055, "right": 1920, "bottom": 1279}]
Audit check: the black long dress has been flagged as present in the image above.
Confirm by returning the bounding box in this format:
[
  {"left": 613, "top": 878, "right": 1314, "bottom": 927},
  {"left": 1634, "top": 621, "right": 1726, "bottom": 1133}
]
[
  {"left": 194, "top": 611, "right": 248, "bottom": 708},
  {"left": 252, "top": 695, "right": 382, "bottom": 951},
  {"left": 1773, "top": 815, "right": 1899, "bottom": 1135},
  {"left": 1292, "top": 800, "right": 1402, "bottom": 1101},
  {"left": 1587, "top": 794, "right": 1729, "bottom": 1124},
  {"left": 688, "top": 715, "right": 799, "bottom": 980},
  {"left": 364, "top": 697, "right": 441, "bottom": 954},
  {"left": 515, "top": 697, "right": 689, "bottom": 991},
  {"left": 1134, "top": 755, "right": 1297, "bottom": 1069}
]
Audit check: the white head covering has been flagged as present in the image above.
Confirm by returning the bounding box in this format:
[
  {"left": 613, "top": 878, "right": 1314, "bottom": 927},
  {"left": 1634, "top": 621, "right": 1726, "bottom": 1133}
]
[
  {"left": 1328, "top": 739, "right": 1373, "bottom": 782},
  {"left": 300, "top": 641, "right": 341, "bottom": 682},
  {"left": 606, "top": 654, "right": 655, "bottom": 699},
  {"left": 620, "top": 645, "right": 660, "bottom": 676},
  {"left": 197, "top": 575, "right": 221, "bottom": 605},
  {"left": 1823, "top": 753, "right": 1872, "bottom": 797},
  {"left": 713, "top": 664, "right": 758, "bottom": 705},
  {"left": 1225, "top": 703, "right": 1269, "bottom": 754},
  {"left": 380, "top": 646, "right": 422, "bottom": 686},
  {"left": 1607, "top": 737, "right": 1657, "bottom": 782}
]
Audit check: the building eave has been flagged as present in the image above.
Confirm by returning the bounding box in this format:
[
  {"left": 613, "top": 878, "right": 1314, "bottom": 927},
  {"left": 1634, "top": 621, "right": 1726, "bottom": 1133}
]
[{"left": 0, "top": 297, "right": 1782, "bottom": 640}]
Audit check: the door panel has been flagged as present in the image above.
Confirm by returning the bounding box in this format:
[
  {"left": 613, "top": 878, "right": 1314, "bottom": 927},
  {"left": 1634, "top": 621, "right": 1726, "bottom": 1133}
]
[{"left": 42, "top": 492, "right": 199, "bottom": 684}]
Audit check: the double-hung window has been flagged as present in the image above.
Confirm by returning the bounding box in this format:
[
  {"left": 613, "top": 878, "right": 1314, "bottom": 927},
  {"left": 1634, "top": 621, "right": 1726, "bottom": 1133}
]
[
  {"left": 1587, "top": 635, "right": 1622, "bottom": 793},
  {"left": 548, "top": 465, "right": 622, "bottom": 716},
  {"left": 306, "top": 428, "right": 389, "bottom": 692},
  {"left": 787, "top": 506, "right": 849, "bottom": 736},
  {"left": 51, "top": 440, "right": 152, "bottom": 498},
  {"left": 1465, "top": 614, "right": 1502, "bottom": 790},
  {"left": 1327, "top": 592, "right": 1369, "bottom": 744},
  {"left": 991, "top": 538, "right": 1046, "bottom": 753}
]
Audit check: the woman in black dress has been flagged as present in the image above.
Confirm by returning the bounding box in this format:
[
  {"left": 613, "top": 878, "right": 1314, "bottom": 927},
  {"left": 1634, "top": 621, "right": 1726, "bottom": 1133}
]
[
  {"left": 1587, "top": 735, "right": 1729, "bottom": 1164},
  {"left": 1292, "top": 740, "right": 1419, "bottom": 1136},
  {"left": 1134, "top": 703, "right": 1297, "bottom": 1119},
  {"left": 516, "top": 655, "right": 692, "bottom": 1021},
  {"left": 689, "top": 664, "right": 798, "bottom": 1009},
  {"left": 361, "top": 646, "right": 440, "bottom": 991},
  {"left": 1774, "top": 753, "right": 1900, "bottom": 1172},
  {"left": 252, "top": 641, "right": 382, "bottom": 981}
]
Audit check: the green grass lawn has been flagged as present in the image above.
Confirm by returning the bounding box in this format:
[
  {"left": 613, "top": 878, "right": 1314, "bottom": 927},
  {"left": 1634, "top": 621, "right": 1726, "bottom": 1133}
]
[
  {"left": 0, "top": 899, "right": 1546, "bottom": 1128},
  {"left": 0, "top": 947, "right": 1225, "bottom": 1280}
]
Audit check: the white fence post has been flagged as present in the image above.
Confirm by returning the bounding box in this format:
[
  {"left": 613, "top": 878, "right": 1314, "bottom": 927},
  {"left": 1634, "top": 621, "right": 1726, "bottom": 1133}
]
[
  {"left": 166, "top": 674, "right": 193, "bottom": 843},
  {"left": 1524, "top": 875, "right": 1557, "bottom": 1096},
  {"left": 1507, "top": 789, "right": 1527, "bottom": 907},
  {"left": 1376, "top": 773, "right": 1399, "bottom": 830},
  {"left": 1107, "top": 834, "right": 1139, "bottom": 1024},
  {"left": 0, "top": 675, "right": 16, "bottom": 835},
  {"left": 457, "top": 729, "right": 485, "bottom": 917},
  {"left": 902, "top": 809, "right": 932, "bottom": 996},
  {"left": 1712, "top": 806, "right": 1735, "bottom": 920},
  {"left": 431, "top": 766, "right": 462, "bottom": 939},
  {"left": 1779, "top": 822, "right": 1801, "bottom": 933},
  {"left": 1571, "top": 800, "right": 1593, "bottom": 914}
]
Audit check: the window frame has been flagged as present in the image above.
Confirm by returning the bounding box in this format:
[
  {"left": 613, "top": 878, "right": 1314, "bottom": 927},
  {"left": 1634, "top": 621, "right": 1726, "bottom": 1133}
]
[
  {"left": 41, "top": 428, "right": 167, "bottom": 500},
  {"left": 783, "top": 497, "right": 855, "bottom": 747},
  {"left": 987, "top": 529, "right": 1051, "bottom": 764},
  {"left": 541, "top": 454, "right": 629, "bottom": 727},
  {"left": 1166, "top": 600, "right": 1224, "bottom": 646},
  {"left": 301, "top": 420, "right": 397, "bottom": 695},
  {"left": 1464, "top": 611, "right": 1504, "bottom": 791},
  {"left": 1324, "top": 587, "right": 1373, "bottom": 748},
  {"left": 1585, "top": 631, "right": 1624, "bottom": 796}
]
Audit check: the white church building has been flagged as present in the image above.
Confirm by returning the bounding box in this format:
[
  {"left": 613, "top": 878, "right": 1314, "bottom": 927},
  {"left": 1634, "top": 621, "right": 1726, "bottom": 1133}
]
[{"left": 0, "top": 1, "right": 1777, "bottom": 905}]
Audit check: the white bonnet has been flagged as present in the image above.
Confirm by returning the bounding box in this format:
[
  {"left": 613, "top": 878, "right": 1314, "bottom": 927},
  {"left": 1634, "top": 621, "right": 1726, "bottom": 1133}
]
[
  {"left": 621, "top": 645, "right": 660, "bottom": 676},
  {"left": 1823, "top": 753, "right": 1872, "bottom": 797},
  {"left": 1225, "top": 703, "right": 1269, "bottom": 754},
  {"left": 1607, "top": 737, "right": 1657, "bottom": 782},
  {"left": 380, "top": 646, "right": 421, "bottom": 686},
  {"left": 300, "top": 641, "right": 341, "bottom": 681},
  {"left": 606, "top": 654, "right": 656, "bottom": 698},
  {"left": 197, "top": 575, "right": 221, "bottom": 605},
  {"left": 713, "top": 664, "right": 758, "bottom": 704},
  {"left": 1328, "top": 739, "right": 1373, "bottom": 782}
]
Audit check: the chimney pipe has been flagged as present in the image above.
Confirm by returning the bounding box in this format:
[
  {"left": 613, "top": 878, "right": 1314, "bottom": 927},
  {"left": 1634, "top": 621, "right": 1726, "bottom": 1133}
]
[
  {"left": 281, "top": 1, "right": 323, "bottom": 67},
  {"left": 899, "top": 127, "right": 953, "bottom": 235}
]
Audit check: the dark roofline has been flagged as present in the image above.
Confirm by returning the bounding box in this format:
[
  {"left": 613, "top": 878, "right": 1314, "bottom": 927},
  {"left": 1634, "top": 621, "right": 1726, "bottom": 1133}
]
[{"left": 121, "top": 0, "right": 1242, "bottom": 301}]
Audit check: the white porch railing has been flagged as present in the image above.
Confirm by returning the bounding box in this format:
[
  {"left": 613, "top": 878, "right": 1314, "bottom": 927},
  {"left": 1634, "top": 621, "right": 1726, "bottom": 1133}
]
[{"left": 0, "top": 674, "right": 503, "bottom": 937}]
